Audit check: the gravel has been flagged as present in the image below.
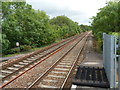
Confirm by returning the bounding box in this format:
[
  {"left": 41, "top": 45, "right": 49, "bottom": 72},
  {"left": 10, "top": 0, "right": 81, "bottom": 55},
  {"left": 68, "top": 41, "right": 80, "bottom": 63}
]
[
  {"left": 3, "top": 34, "right": 82, "bottom": 88},
  {"left": 1, "top": 36, "right": 77, "bottom": 84},
  {"left": 32, "top": 34, "right": 88, "bottom": 88}
]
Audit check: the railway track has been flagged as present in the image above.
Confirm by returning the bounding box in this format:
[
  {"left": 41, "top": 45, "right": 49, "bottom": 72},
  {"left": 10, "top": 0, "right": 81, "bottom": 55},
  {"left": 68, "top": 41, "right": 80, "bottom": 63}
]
[
  {"left": 1, "top": 35, "right": 78, "bottom": 67},
  {"left": 1, "top": 35, "right": 77, "bottom": 80},
  {"left": 26, "top": 32, "right": 90, "bottom": 89},
  {"left": 1, "top": 32, "right": 86, "bottom": 88}
]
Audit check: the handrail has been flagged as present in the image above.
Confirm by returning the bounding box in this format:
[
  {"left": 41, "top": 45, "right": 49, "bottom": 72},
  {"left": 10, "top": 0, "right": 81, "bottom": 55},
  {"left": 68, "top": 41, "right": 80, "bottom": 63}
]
[
  {"left": 118, "top": 37, "right": 120, "bottom": 90},
  {"left": 103, "top": 33, "right": 120, "bottom": 89},
  {"left": 119, "top": 56, "right": 120, "bottom": 89}
]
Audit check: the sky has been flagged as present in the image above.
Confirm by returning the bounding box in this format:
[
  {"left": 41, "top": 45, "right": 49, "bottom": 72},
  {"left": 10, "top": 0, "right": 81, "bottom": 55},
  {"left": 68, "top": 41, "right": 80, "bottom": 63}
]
[{"left": 26, "top": 0, "right": 108, "bottom": 25}]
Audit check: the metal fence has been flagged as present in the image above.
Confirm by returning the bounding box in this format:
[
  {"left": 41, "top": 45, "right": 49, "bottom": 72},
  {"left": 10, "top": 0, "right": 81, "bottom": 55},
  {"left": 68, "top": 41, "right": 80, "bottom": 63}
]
[
  {"left": 103, "top": 33, "right": 120, "bottom": 89},
  {"left": 118, "top": 37, "right": 120, "bottom": 89}
]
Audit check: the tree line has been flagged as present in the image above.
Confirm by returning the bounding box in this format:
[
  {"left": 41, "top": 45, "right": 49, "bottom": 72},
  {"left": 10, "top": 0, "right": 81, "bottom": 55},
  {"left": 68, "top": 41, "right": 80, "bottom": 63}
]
[
  {"left": 1, "top": 1, "right": 90, "bottom": 55},
  {"left": 91, "top": 1, "right": 119, "bottom": 51}
]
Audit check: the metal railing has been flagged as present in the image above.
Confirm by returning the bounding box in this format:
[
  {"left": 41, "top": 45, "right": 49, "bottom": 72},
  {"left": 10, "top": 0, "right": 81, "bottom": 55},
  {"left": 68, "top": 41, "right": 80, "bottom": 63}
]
[
  {"left": 118, "top": 55, "right": 120, "bottom": 90},
  {"left": 103, "top": 33, "right": 120, "bottom": 89},
  {"left": 118, "top": 37, "right": 120, "bottom": 90}
]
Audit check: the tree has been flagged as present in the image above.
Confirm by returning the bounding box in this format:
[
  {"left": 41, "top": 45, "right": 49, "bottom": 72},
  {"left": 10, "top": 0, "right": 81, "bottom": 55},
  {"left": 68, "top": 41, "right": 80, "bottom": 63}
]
[
  {"left": 91, "top": 1, "right": 119, "bottom": 51},
  {"left": 0, "top": 33, "right": 10, "bottom": 54},
  {"left": 1, "top": 2, "right": 85, "bottom": 55},
  {"left": 2, "top": 2, "right": 56, "bottom": 54},
  {"left": 50, "top": 15, "right": 81, "bottom": 39},
  {"left": 91, "top": 1, "right": 119, "bottom": 34}
]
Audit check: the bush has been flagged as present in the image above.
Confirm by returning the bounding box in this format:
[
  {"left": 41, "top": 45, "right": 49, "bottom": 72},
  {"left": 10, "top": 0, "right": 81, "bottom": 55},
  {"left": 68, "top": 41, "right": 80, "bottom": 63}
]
[
  {"left": 1, "top": 34, "right": 10, "bottom": 54},
  {"left": 20, "top": 45, "right": 32, "bottom": 51},
  {"left": 7, "top": 45, "right": 32, "bottom": 54},
  {"left": 7, "top": 47, "right": 20, "bottom": 54}
]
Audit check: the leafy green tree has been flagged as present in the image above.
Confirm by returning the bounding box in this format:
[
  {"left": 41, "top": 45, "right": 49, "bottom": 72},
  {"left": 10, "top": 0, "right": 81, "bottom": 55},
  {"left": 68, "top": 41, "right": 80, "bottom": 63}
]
[
  {"left": 0, "top": 33, "right": 10, "bottom": 54},
  {"left": 2, "top": 2, "right": 54, "bottom": 54},
  {"left": 91, "top": 1, "right": 119, "bottom": 51},
  {"left": 50, "top": 16, "right": 81, "bottom": 39},
  {"left": 79, "top": 24, "right": 90, "bottom": 32},
  {"left": 91, "top": 1, "right": 119, "bottom": 34},
  {"left": 1, "top": 1, "right": 86, "bottom": 55},
  {"left": 2, "top": 2, "right": 55, "bottom": 49}
]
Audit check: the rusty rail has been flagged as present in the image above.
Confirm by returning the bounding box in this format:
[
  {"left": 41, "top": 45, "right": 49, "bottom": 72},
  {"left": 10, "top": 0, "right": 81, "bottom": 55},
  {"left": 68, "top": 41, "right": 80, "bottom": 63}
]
[
  {"left": 1, "top": 33, "right": 84, "bottom": 88},
  {"left": 1, "top": 35, "right": 78, "bottom": 69},
  {"left": 26, "top": 32, "right": 88, "bottom": 89}
]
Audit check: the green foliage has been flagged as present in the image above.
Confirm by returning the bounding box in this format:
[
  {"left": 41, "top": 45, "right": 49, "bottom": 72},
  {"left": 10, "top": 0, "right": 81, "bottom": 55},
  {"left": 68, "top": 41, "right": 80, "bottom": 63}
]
[
  {"left": 7, "top": 45, "right": 32, "bottom": 54},
  {"left": 1, "top": 33, "right": 10, "bottom": 54},
  {"left": 79, "top": 24, "right": 91, "bottom": 32},
  {"left": 2, "top": 2, "right": 54, "bottom": 50},
  {"left": 7, "top": 47, "right": 20, "bottom": 54},
  {"left": 91, "top": 1, "right": 119, "bottom": 34},
  {"left": 20, "top": 45, "right": 32, "bottom": 52},
  {"left": 50, "top": 16, "right": 81, "bottom": 39},
  {"left": 1, "top": 2, "right": 89, "bottom": 55},
  {"left": 91, "top": 1, "right": 119, "bottom": 51}
]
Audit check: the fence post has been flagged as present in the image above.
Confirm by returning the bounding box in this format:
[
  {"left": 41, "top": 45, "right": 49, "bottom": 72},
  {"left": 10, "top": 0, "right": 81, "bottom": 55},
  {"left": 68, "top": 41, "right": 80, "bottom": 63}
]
[
  {"left": 118, "top": 37, "right": 120, "bottom": 89},
  {"left": 118, "top": 56, "right": 120, "bottom": 90},
  {"left": 103, "top": 33, "right": 116, "bottom": 88},
  {"left": 103, "top": 33, "right": 105, "bottom": 67},
  {"left": 113, "top": 36, "right": 117, "bottom": 88}
]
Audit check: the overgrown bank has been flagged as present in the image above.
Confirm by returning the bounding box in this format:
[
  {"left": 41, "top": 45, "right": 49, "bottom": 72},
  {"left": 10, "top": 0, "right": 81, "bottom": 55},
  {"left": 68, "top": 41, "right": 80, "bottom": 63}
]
[
  {"left": 1, "top": 1, "right": 90, "bottom": 55},
  {"left": 91, "top": 1, "right": 120, "bottom": 52}
]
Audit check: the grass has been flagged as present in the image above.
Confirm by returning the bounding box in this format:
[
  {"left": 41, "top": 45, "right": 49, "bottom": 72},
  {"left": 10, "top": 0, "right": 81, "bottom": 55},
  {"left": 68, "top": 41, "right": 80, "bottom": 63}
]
[
  {"left": 2, "top": 39, "right": 61, "bottom": 58},
  {"left": 2, "top": 44, "right": 50, "bottom": 58},
  {"left": 3, "top": 47, "right": 41, "bottom": 58}
]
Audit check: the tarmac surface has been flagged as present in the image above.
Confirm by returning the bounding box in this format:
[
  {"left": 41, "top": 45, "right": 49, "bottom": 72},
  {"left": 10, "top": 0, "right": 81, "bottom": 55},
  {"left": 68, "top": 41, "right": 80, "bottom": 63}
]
[{"left": 71, "top": 34, "right": 109, "bottom": 90}]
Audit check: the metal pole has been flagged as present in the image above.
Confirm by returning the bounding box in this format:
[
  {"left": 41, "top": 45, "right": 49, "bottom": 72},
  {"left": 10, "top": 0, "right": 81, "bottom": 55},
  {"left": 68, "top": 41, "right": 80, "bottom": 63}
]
[
  {"left": 114, "top": 36, "right": 117, "bottom": 88},
  {"left": 118, "top": 33, "right": 120, "bottom": 49},
  {"left": 103, "top": 33, "right": 105, "bottom": 67},
  {"left": 118, "top": 37, "right": 120, "bottom": 90},
  {"left": 118, "top": 56, "right": 120, "bottom": 90}
]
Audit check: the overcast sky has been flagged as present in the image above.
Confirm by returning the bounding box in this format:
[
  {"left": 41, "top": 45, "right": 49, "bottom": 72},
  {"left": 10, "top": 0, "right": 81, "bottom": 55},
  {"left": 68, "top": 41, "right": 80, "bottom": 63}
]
[{"left": 26, "top": 0, "right": 108, "bottom": 25}]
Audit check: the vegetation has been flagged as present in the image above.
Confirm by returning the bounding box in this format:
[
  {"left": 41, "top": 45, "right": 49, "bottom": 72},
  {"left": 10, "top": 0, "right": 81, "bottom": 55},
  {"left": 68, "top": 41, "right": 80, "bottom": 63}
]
[
  {"left": 91, "top": 1, "right": 119, "bottom": 52},
  {"left": 50, "top": 16, "right": 81, "bottom": 39},
  {"left": 1, "top": 1, "right": 90, "bottom": 55},
  {"left": 79, "top": 24, "right": 91, "bottom": 32}
]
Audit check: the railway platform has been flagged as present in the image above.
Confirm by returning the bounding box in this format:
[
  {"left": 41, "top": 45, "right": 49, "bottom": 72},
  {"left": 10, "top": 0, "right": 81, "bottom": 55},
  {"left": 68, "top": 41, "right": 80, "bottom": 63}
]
[
  {"left": 72, "top": 33, "right": 120, "bottom": 90},
  {"left": 71, "top": 34, "right": 109, "bottom": 90}
]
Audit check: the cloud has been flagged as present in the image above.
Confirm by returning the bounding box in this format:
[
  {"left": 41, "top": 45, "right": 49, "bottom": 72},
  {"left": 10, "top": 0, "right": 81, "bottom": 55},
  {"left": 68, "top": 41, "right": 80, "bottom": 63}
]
[{"left": 26, "top": 0, "right": 106, "bottom": 25}]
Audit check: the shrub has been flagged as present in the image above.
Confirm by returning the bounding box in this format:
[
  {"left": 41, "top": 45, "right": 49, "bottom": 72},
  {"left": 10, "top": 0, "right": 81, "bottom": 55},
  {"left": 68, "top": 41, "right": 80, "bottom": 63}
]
[
  {"left": 20, "top": 45, "right": 32, "bottom": 51},
  {"left": 7, "top": 47, "right": 20, "bottom": 54},
  {"left": 7, "top": 45, "right": 32, "bottom": 54}
]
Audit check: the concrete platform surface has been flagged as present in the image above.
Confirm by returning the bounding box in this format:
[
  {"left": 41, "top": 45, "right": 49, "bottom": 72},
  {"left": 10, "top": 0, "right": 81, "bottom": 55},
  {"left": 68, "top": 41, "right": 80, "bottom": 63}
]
[{"left": 73, "top": 34, "right": 109, "bottom": 90}]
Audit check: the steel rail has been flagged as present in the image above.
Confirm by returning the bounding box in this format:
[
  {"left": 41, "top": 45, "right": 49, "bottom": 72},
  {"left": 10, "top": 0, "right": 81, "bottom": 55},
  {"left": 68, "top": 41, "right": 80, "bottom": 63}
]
[
  {"left": 26, "top": 32, "right": 88, "bottom": 89},
  {"left": 1, "top": 33, "right": 84, "bottom": 88},
  {"left": 60, "top": 32, "right": 89, "bottom": 89},
  {"left": 1, "top": 35, "right": 78, "bottom": 69},
  {"left": 1, "top": 35, "right": 79, "bottom": 80}
]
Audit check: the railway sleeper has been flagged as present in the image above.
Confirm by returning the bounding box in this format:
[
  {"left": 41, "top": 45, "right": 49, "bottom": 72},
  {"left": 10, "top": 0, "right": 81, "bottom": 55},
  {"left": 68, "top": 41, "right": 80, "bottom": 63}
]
[
  {"left": 1, "top": 70, "right": 13, "bottom": 74},
  {"left": 43, "top": 79, "right": 57, "bottom": 83},
  {"left": 13, "top": 64, "right": 24, "bottom": 67},
  {"left": 0, "top": 74, "right": 5, "bottom": 78},
  {"left": 51, "top": 71, "right": 68, "bottom": 74},
  {"left": 22, "top": 60, "right": 32, "bottom": 63},
  {"left": 57, "top": 65, "right": 71, "bottom": 68},
  {"left": 7, "top": 67, "right": 19, "bottom": 70},
  {"left": 47, "top": 74, "right": 65, "bottom": 79},
  {"left": 39, "top": 84, "right": 58, "bottom": 88},
  {"left": 54, "top": 68, "right": 69, "bottom": 71},
  {"left": 19, "top": 62, "right": 28, "bottom": 65}
]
